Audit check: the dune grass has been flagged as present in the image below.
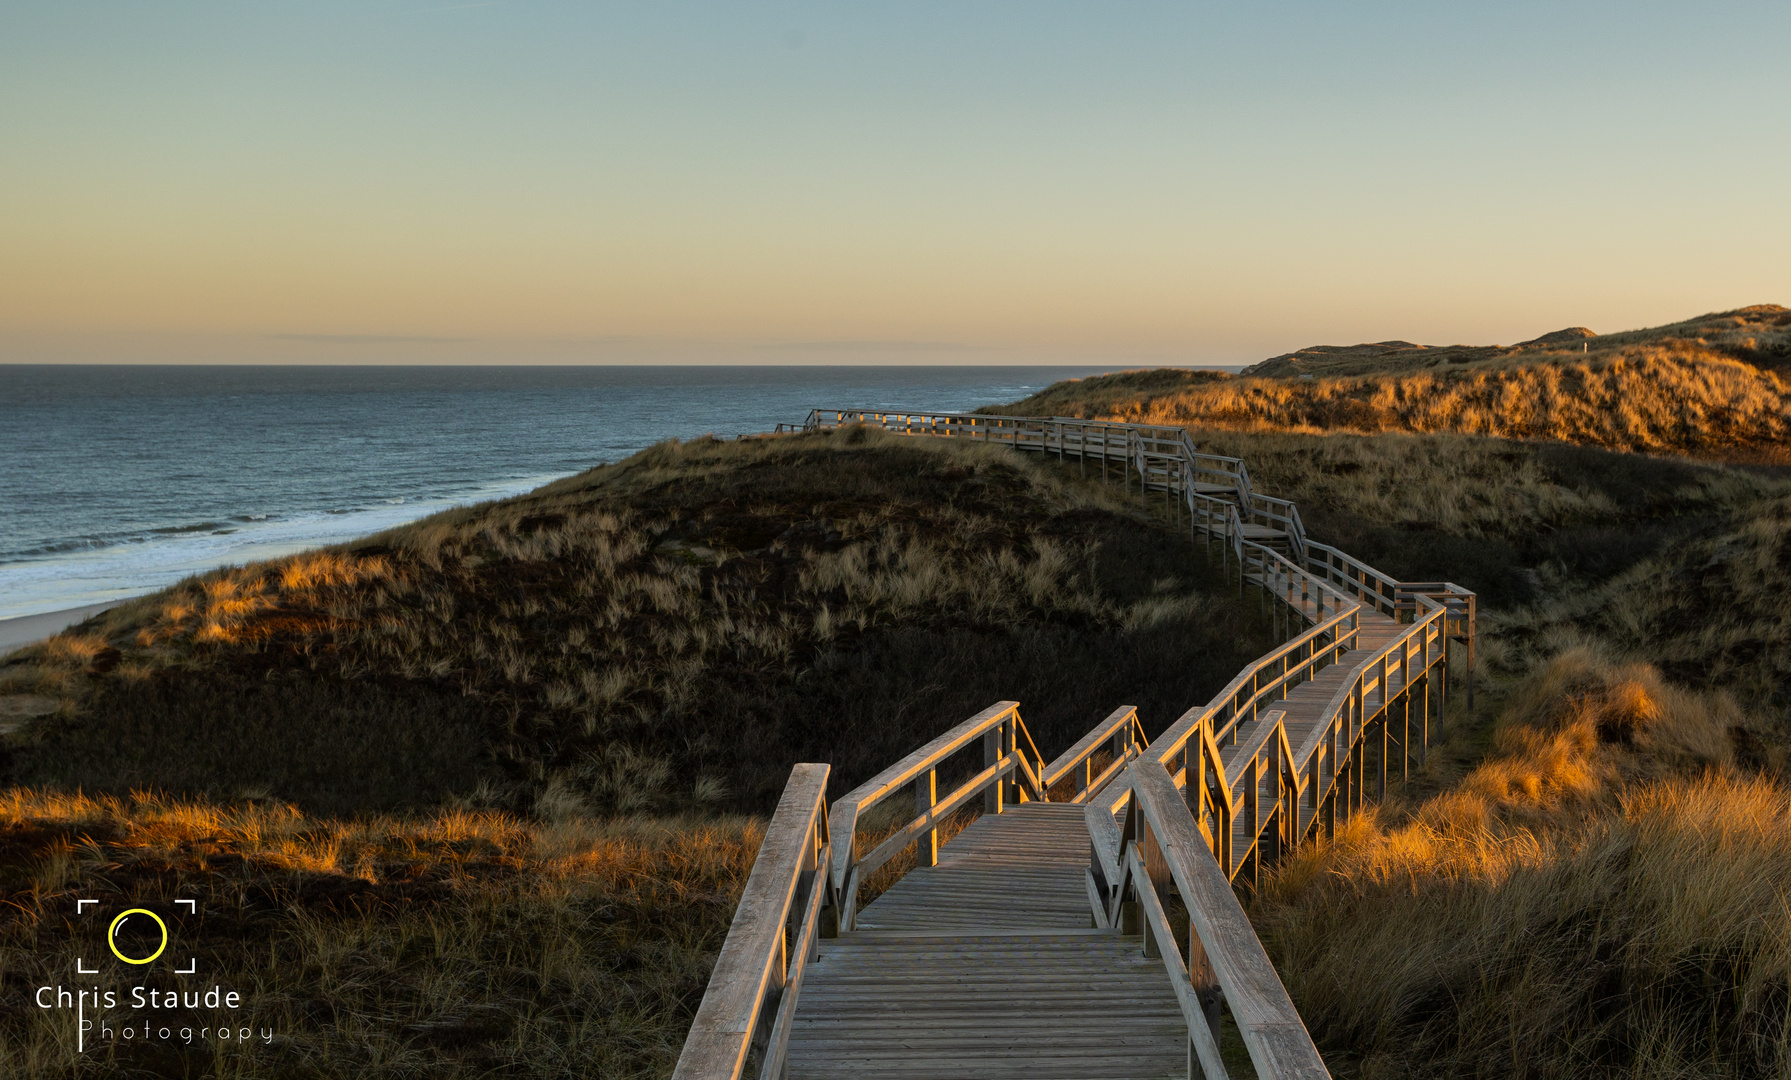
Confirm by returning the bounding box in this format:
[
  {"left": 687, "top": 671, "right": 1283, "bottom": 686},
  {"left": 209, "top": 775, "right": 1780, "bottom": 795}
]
[
  {"left": 0, "top": 426, "right": 1275, "bottom": 818},
  {"left": 1237, "top": 303, "right": 1791, "bottom": 379},
  {"left": 0, "top": 788, "right": 759, "bottom": 1078},
  {"left": 9, "top": 395, "right": 1791, "bottom": 1077},
  {"left": 974, "top": 363, "right": 1791, "bottom": 1075},
  {"left": 1222, "top": 431, "right": 1791, "bottom": 1076},
  {"left": 1255, "top": 647, "right": 1788, "bottom": 1079},
  {"left": 1137, "top": 427, "right": 1780, "bottom": 611},
  {"left": 995, "top": 306, "right": 1791, "bottom": 460},
  {"left": 1116, "top": 423, "right": 1791, "bottom": 1075},
  {"left": 0, "top": 425, "right": 1282, "bottom": 1078}
]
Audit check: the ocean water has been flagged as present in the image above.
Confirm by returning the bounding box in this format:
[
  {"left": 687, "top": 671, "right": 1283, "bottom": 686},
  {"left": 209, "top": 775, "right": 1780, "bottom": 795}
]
[{"left": 0, "top": 364, "right": 1129, "bottom": 620}]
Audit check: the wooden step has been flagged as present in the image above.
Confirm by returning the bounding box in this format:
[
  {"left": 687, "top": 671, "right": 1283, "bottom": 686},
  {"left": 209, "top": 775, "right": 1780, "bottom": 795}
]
[
  {"left": 854, "top": 803, "right": 1093, "bottom": 933},
  {"left": 786, "top": 933, "right": 1187, "bottom": 1079}
]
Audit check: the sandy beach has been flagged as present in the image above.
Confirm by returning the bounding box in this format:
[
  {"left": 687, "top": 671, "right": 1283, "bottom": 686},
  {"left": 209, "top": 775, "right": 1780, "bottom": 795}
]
[{"left": 0, "top": 601, "right": 122, "bottom": 655}]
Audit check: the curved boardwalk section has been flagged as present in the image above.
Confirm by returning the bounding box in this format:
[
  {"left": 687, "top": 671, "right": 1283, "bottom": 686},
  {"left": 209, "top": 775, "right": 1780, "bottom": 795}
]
[{"left": 674, "top": 410, "right": 1476, "bottom": 1080}]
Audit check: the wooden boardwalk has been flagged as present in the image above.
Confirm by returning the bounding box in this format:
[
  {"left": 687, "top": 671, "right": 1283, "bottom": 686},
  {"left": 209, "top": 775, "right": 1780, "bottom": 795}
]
[
  {"left": 674, "top": 409, "right": 1477, "bottom": 1080},
  {"left": 1227, "top": 606, "right": 1407, "bottom": 872},
  {"left": 787, "top": 804, "right": 1188, "bottom": 1079},
  {"left": 848, "top": 803, "right": 1092, "bottom": 933}
]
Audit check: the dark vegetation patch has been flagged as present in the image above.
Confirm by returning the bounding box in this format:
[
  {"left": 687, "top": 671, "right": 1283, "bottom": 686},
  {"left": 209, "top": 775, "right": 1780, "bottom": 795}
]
[
  {"left": 0, "top": 790, "right": 756, "bottom": 1077},
  {"left": 1, "top": 428, "right": 1273, "bottom": 818},
  {"left": 1177, "top": 429, "right": 1778, "bottom": 613},
  {"left": 0, "top": 428, "right": 1277, "bottom": 1078},
  {"left": 7, "top": 671, "right": 495, "bottom": 816}
]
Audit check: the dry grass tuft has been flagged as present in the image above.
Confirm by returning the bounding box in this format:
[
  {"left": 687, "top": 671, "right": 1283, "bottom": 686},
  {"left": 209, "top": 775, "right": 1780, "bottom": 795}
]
[
  {"left": 1256, "top": 647, "right": 1782, "bottom": 1078},
  {"left": 1000, "top": 349, "right": 1791, "bottom": 459},
  {"left": 0, "top": 788, "right": 761, "bottom": 1078}
]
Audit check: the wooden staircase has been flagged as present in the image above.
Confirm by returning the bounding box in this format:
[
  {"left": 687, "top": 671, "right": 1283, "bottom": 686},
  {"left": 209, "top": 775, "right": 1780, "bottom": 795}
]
[{"left": 1221, "top": 607, "right": 1406, "bottom": 875}]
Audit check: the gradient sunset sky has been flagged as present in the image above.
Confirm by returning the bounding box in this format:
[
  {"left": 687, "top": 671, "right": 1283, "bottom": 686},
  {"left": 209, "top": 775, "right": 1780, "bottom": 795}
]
[{"left": 3, "top": 2, "right": 1787, "bottom": 365}]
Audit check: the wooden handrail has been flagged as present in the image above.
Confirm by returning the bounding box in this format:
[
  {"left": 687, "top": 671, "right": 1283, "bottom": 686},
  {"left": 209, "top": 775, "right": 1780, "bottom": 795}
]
[
  {"left": 1291, "top": 599, "right": 1447, "bottom": 767},
  {"left": 827, "top": 700, "right": 1048, "bottom": 929},
  {"left": 1303, "top": 540, "right": 1405, "bottom": 616},
  {"left": 801, "top": 401, "right": 1476, "bottom": 798},
  {"left": 1078, "top": 534, "right": 1461, "bottom": 889},
  {"left": 673, "top": 763, "right": 831, "bottom": 1080},
  {"left": 1122, "top": 759, "right": 1332, "bottom": 1079},
  {"left": 1147, "top": 564, "right": 1361, "bottom": 769},
  {"left": 1306, "top": 541, "right": 1476, "bottom": 703},
  {"left": 1042, "top": 704, "right": 1145, "bottom": 799}
]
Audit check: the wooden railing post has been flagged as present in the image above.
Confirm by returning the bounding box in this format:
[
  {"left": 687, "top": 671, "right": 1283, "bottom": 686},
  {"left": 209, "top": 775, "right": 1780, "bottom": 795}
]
[
  {"left": 984, "top": 723, "right": 1004, "bottom": 816},
  {"left": 1140, "top": 819, "right": 1163, "bottom": 959},
  {"left": 916, "top": 767, "right": 938, "bottom": 868},
  {"left": 1420, "top": 671, "right": 1431, "bottom": 765},
  {"left": 1006, "top": 717, "right": 1021, "bottom": 804},
  {"left": 1187, "top": 927, "right": 1223, "bottom": 1080}
]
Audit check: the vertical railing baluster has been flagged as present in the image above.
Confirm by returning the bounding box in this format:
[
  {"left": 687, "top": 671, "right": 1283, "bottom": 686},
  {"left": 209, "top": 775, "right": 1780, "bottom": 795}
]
[
  {"left": 984, "top": 722, "right": 1003, "bottom": 816},
  {"left": 916, "top": 767, "right": 938, "bottom": 867}
]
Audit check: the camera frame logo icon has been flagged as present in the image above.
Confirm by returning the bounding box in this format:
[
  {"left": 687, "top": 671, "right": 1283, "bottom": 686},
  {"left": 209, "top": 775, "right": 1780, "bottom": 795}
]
[{"left": 76, "top": 898, "right": 197, "bottom": 976}]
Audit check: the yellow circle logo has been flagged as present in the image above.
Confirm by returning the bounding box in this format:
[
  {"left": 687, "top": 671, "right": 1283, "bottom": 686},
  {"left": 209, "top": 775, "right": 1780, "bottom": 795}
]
[{"left": 107, "top": 908, "right": 168, "bottom": 965}]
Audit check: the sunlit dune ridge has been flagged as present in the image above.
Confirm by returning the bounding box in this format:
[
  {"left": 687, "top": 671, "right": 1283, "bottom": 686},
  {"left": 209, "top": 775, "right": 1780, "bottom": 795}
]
[{"left": 1002, "top": 306, "right": 1791, "bottom": 460}]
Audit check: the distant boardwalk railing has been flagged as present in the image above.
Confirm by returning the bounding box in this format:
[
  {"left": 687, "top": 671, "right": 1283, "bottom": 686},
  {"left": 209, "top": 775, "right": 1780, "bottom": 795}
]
[{"left": 673, "top": 407, "right": 1478, "bottom": 1080}]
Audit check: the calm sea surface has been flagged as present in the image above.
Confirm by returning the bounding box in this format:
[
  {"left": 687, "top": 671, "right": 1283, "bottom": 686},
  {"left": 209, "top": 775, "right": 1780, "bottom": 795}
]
[{"left": 0, "top": 364, "right": 1140, "bottom": 619}]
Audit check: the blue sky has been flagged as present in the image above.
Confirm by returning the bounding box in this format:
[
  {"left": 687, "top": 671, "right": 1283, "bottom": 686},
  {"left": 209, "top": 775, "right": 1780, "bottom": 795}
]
[{"left": 2, "top": 2, "right": 1787, "bottom": 364}]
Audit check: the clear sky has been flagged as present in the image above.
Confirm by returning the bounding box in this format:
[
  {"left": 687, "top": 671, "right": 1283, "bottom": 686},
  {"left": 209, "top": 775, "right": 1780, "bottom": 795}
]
[{"left": 3, "top": 2, "right": 1787, "bottom": 365}]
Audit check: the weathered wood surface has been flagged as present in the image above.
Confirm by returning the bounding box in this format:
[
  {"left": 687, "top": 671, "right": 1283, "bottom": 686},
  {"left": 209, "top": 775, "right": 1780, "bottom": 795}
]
[
  {"left": 785, "top": 938, "right": 1187, "bottom": 1079},
  {"left": 830, "top": 701, "right": 1033, "bottom": 896},
  {"left": 1041, "top": 705, "right": 1145, "bottom": 802},
  {"left": 1130, "top": 763, "right": 1330, "bottom": 1080},
  {"left": 673, "top": 763, "right": 830, "bottom": 1080},
  {"left": 786, "top": 803, "right": 1187, "bottom": 1079},
  {"left": 830, "top": 701, "right": 1052, "bottom": 931},
  {"left": 853, "top": 803, "right": 1092, "bottom": 932}
]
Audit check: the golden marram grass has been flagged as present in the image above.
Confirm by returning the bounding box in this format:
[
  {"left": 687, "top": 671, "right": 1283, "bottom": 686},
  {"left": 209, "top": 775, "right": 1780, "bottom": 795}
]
[{"left": 999, "top": 305, "right": 1791, "bottom": 461}]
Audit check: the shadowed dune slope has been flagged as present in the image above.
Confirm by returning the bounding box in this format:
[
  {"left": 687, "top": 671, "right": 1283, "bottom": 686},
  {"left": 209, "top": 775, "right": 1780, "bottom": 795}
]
[{"left": 0, "top": 426, "right": 1273, "bottom": 818}]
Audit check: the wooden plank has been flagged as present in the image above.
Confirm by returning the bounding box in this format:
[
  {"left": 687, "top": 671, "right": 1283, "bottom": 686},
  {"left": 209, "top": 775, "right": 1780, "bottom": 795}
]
[
  {"left": 786, "top": 928, "right": 1187, "bottom": 1079},
  {"left": 1072, "top": 746, "right": 1136, "bottom": 804},
  {"left": 1127, "top": 848, "right": 1228, "bottom": 1080},
  {"left": 1221, "top": 709, "right": 1287, "bottom": 785},
  {"left": 755, "top": 855, "right": 829, "bottom": 1080},
  {"left": 1285, "top": 611, "right": 1440, "bottom": 765},
  {"left": 1147, "top": 604, "right": 1360, "bottom": 771},
  {"left": 850, "top": 750, "right": 1027, "bottom": 883},
  {"left": 1085, "top": 798, "right": 1125, "bottom": 891},
  {"left": 778, "top": 404, "right": 1474, "bottom": 1078}
]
